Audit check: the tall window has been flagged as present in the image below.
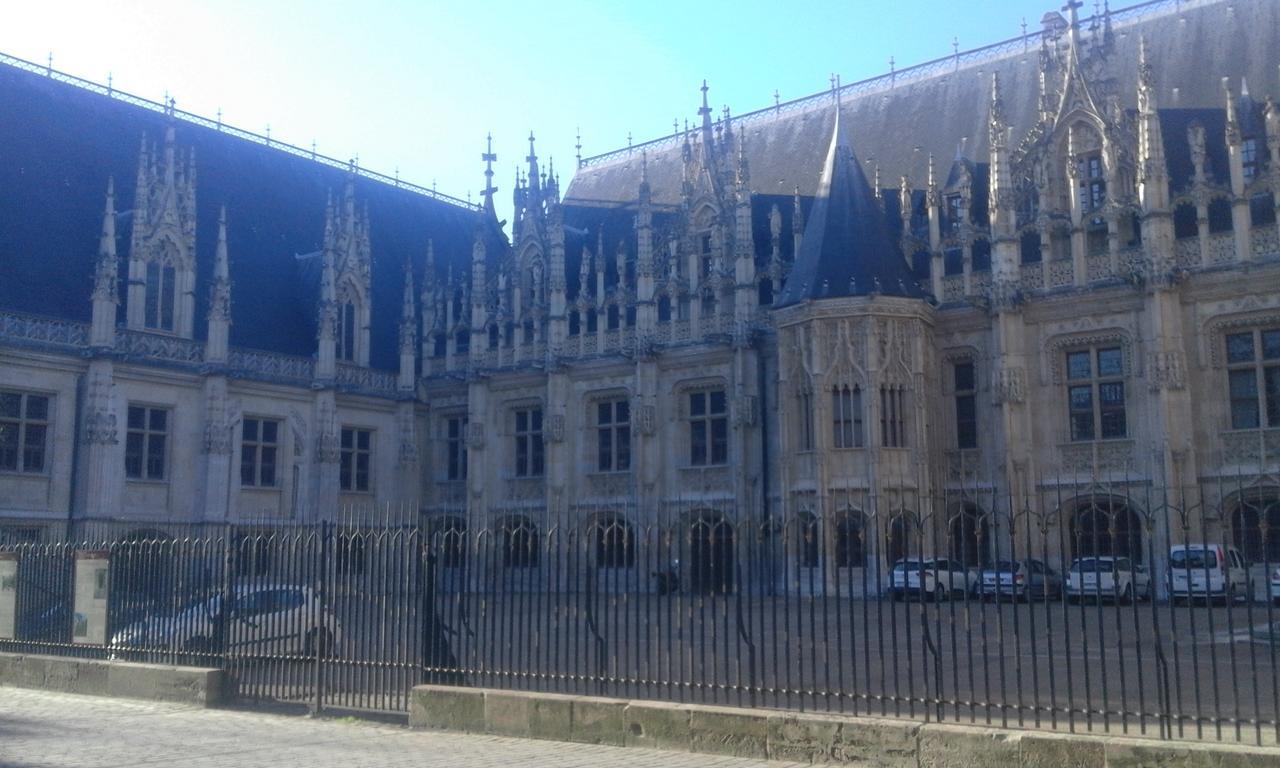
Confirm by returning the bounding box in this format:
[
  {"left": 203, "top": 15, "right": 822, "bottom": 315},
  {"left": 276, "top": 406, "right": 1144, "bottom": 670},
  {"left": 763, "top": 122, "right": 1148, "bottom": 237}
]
[
  {"left": 144, "top": 262, "right": 176, "bottom": 331},
  {"left": 831, "top": 385, "right": 863, "bottom": 449},
  {"left": 446, "top": 416, "right": 468, "bottom": 481},
  {"left": 880, "top": 386, "right": 907, "bottom": 448},
  {"left": 833, "top": 512, "right": 866, "bottom": 569},
  {"left": 596, "top": 399, "right": 630, "bottom": 472},
  {"left": 339, "top": 427, "right": 372, "bottom": 492},
  {"left": 954, "top": 363, "right": 977, "bottom": 450},
  {"left": 513, "top": 407, "right": 544, "bottom": 477},
  {"left": 240, "top": 418, "right": 280, "bottom": 487},
  {"left": 689, "top": 390, "right": 728, "bottom": 466},
  {"left": 1067, "top": 347, "right": 1126, "bottom": 441},
  {"left": 1226, "top": 328, "right": 1280, "bottom": 429},
  {"left": 125, "top": 405, "right": 168, "bottom": 480},
  {"left": 796, "top": 389, "right": 815, "bottom": 451},
  {"left": 337, "top": 302, "right": 357, "bottom": 362},
  {"left": 0, "top": 390, "right": 49, "bottom": 474}
]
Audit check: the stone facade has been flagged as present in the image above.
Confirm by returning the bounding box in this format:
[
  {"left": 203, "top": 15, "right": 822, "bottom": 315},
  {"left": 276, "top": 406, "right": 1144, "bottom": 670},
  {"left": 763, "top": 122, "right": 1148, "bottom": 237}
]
[{"left": 2, "top": 1, "right": 1279, "bottom": 595}]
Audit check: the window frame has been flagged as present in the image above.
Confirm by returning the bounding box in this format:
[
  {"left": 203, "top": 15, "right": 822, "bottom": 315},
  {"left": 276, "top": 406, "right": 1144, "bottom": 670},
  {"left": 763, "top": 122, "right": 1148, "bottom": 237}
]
[
  {"left": 688, "top": 389, "right": 728, "bottom": 466},
  {"left": 143, "top": 261, "right": 177, "bottom": 332},
  {"left": 1065, "top": 346, "right": 1126, "bottom": 442},
  {"left": 513, "top": 407, "right": 544, "bottom": 478},
  {"left": 125, "top": 404, "right": 170, "bottom": 481},
  {"left": 445, "top": 415, "right": 468, "bottom": 481},
  {"left": 831, "top": 385, "right": 864, "bottom": 449},
  {"left": 1225, "top": 328, "right": 1280, "bottom": 430},
  {"left": 954, "top": 362, "right": 978, "bottom": 450},
  {"left": 880, "top": 386, "right": 907, "bottom": 448},
  {"left": 0, "top": 389, "right": 50, "bottom": 475},
  {"left": 796, "top": 388, "right": 815, "bottom": 452},
  {"left": 339, "top": 426, "right": 373, "bottom": 492},
  {"left": 239, "top": 417, "right": 281, "bottom": 488},
  {"left": 595, "top": 398, "right": 631, "bottom": 473}
]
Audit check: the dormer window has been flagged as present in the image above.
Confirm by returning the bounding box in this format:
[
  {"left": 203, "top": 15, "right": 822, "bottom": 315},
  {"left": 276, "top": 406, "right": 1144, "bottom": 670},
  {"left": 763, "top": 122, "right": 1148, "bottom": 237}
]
[
  {"left": 143, "top": 262, "right": 176, "bottom": 331},
  {"left": 1079, "top": 152, "right": 1106, "bottom": 222},
  {"left": 337, "top": 301, "right": 357, "bottom": 362},
  {"left": 1242, "top": 139, "right": 1260, "bottom": 183},
  {"left": 946, "top": 195, "right": 963, "bottom": 234}
]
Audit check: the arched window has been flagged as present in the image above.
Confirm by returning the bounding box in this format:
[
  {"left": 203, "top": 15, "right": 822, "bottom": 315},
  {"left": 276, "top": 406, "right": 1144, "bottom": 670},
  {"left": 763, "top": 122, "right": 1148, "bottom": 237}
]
[
  {"left": 432, "top": 333, "right": 446, "bottom": 358},
  {"left": 1020, "top": 230, "right": 1043, "bottom": 264},
  {"left": 335, "top": 532, "right": 366, "bottom": 576},
  {"left": 500, "top": 515, "right": 539, "bottom": 569},
  {"left": 885, "top": 514, "right": 916, "bottom": 566},
  {"left": 591, "top": 514, "right": 635, "bottom": 569},
  {"left": 1070, "top": 499, "right": 1143, "bottom": 564},
  {"left": 971, "top": 239, "right": 992, "bottom": 272},
  {"left": 757, "top": 278, "right": 774, "bottom": 306},
  {"left": 568, "top": 310, "right": 581, "bottom": 336},
  {"left": 1174, "top": 203, "right": 1199, "bottom": 240},
  {"left": 455, "top": 330, "right": 470, "bottom": 355},
  {"left": 1208, "top": 197, "right": 1234, "bottom": 233},
  {"left": 586, "top": 309, "right": 598, "bottom": 333},
  {"left": 833, "top": 511, "right": 866, "bottom": 569},
  {"left": 606, "top": 304, "right": 620, "bottom": 331},
  {"left": 429, "top": 516, "right": 467, "bottom": 569},
  {"left": 488, "top": 325, "right": 500, "bottom": 350},
  {"left": 1230, "top": 494, "right": 1280, "bottom": 564},
  {"left": 700, "top": 288, "right": 716, "bottom": 319},
  {"left": 1251, "top": 193, "right": 1277, "bottom": 227},
  {"left": 689, "top": 511, "right": 734, "bottom": 594}
]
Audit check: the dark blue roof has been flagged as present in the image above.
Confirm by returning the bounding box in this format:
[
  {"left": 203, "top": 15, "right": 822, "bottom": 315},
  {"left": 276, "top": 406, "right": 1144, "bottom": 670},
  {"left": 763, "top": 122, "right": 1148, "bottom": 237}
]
[
  {"left": 0, "top": 61, "right": 478, "bottom": 370},
  {"left": 775, "top": 111, "right": 923, "bottom": 308}
]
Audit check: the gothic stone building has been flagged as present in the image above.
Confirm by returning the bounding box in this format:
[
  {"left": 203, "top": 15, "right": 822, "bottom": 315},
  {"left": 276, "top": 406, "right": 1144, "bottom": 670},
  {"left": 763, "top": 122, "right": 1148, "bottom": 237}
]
[{"left": 2, "top": 0, "right": 1280, "bottom": 595}]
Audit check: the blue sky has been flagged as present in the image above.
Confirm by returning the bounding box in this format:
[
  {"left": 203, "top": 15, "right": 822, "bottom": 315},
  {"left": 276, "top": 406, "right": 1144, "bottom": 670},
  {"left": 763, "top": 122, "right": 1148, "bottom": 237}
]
[{"left": 4, "top": 0, "right": 1054, "bottom": 222}]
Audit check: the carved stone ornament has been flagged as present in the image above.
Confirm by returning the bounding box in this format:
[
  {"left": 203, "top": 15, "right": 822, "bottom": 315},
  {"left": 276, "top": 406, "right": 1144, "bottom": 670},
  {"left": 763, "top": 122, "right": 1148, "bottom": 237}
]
[
  {"left": 1148, "top": 350, "right": 1186, "bottom": 392},
  {"left": 315, "top": 427, "right": 339, "bottom": 464},
  {"left": 202, "top": 418, "right": 231, "bottom": 455},
  {"left": 993, "top": 367, "right": 1025, "bottom": 405},
  {"left": 547, "top": 414, "right": 565, "bottom": 443},
  {"left": 467, "top": 422, "right": 485, "bottom": 450},
  {"left": 732, "top": 395, "right": 757, "bottom": 428},
  {"left": 82, "top": 407, "right": 117, "bottom": 446},
  {"left": 637, "top": 404, "right": 656, "bottom": 436}
]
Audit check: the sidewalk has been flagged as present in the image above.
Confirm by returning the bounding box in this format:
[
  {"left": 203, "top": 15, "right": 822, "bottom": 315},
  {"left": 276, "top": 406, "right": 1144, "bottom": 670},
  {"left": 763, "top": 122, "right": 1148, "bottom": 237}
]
[{"left": 0, "top": 688, "right": 805, "bottom": 768}]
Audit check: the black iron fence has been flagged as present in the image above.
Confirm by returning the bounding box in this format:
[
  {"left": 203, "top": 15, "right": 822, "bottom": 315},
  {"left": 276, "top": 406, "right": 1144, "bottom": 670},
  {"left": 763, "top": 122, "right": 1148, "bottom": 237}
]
[{"left": 2, "top": 479, "right": 1280, "bottom": 744}]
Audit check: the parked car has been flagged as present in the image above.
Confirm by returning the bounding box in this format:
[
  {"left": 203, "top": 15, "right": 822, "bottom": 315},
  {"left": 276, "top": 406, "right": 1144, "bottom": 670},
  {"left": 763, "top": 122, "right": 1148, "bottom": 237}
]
[
  {"left": 109, "top": 583, "right": 341, "bottom": 659},
  {"left": 1065, "top": 556, "right": 1152, "bottom": 603},
  {"left": 979, "top": 559, "right": 1062, "bottom": 601},
  {"left": 889, "top": 558, "right": 976, "bottom": 601},
  {"left": 1169, "top": 544, "right": 1250, "bottom": 604},
  {"left": 1271, "top": 566, "right": 1280, "bottom": 606}
]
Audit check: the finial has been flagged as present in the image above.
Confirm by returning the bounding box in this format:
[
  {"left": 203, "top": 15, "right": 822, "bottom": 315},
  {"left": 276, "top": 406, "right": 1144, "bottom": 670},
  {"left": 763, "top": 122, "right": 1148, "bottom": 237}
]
[
  {"left": 627, "top": 131, "right": 632, "bottom": 148},
  {"left": 773, "top": 89, "right": 780, "bottom": 111},
  {"left": 265, "top": 124, "right": 271, "bottom": 144},
  {"left": 575, "top": 127, "right": 583, "bottom": 167},
  {"left": 107, "top": 72, "right": 113, "bottom": 95},
  {"left": 46, "top": 52, "right": 52, "bottom": 75},
  {"left": 216, "top": 107, "right": 222, "bottom": 129},
  {"left": 672, "top": 118, "right": 679, "bottom": 136}
]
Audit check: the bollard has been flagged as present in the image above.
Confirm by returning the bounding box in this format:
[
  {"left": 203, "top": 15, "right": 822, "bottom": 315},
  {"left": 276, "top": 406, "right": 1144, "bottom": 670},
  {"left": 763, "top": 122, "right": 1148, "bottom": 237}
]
[
  {"left": 0, "top": 551, "right": 17, "bottom": 640},
  {"left": 72, "top": 549, "right": 110, "bottom": 645}
]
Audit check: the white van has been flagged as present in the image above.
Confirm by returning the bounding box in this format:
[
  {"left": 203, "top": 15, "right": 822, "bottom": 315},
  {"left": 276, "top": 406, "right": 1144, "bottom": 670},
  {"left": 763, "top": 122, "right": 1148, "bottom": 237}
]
[{"left": 1168, "top": 544, "right": 1250, "bottom": 603}]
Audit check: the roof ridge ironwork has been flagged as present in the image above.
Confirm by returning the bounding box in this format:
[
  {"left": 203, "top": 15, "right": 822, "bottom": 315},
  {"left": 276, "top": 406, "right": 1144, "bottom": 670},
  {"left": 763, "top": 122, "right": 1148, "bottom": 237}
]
[
  {"left": 0, "top": 51, "right": 480, "bottom": 211},
  {"left": 578, "top": 0, "right": 1213, "bottom": 171}
]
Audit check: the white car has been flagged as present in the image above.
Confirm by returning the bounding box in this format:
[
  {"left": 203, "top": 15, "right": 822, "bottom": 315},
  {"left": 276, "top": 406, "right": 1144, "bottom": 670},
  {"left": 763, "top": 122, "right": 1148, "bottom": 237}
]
[
  {"left": 1270, "top": 567, "right": 1280, "bottom": 606},
  {"left": 1168, "top": 544, "right": 1250, "bottom": 604},
  {"left": 1065, "top": 556, "right": 1152, "bottom": 603},
  {"left": 110, "top": 583, "right": 341, "bottom": 658},
  {"left": 889, "top": 558, "right": 976, "bottom": 601}
]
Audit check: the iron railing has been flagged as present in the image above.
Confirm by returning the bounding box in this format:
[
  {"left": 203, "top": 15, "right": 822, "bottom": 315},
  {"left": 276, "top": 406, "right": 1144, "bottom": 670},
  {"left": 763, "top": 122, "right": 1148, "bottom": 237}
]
[{"left": 2, "top": 476, "right": 1279, "bottom": 743}]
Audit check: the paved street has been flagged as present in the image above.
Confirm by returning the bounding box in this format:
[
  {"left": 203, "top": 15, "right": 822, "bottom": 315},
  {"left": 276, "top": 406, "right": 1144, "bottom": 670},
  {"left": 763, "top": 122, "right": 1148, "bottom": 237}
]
[{"left": 0, "top": 688, "right": 804, "bottom": 768}]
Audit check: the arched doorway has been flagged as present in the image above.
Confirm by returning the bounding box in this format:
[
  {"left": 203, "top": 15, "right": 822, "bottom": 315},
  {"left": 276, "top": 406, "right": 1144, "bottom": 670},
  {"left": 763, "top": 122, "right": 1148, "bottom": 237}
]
[
  {"left": 427, "top": 515, "right": 468, "bottom": 569},
  {"left": 949, "top": 504, "right": 990, "bottom": 568},
  {"left": 498, "top": 515, "right": 539, "bottom": 569},
  {"left": 884, "top": 513, "right": 915, "bottom": 567},
  {"left": 589, "top": 513, "right": 636, "bottom": 569},
  {"left": 832, "top": 510, "right": 867, "bottom": 569},
  {"left": 1070, "top": 499, "right": 1143, "bottom": 564},
  {"left": 1230, "top": 493, "right": 1280, "bottom": 564},
  {"left": 689, "top": 511, "right": 734, "bottom": 594}
]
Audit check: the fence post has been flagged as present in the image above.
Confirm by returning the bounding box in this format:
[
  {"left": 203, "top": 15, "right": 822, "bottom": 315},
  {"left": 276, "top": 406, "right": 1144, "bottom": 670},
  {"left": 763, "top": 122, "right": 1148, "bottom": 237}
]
[{"left": 313, "top": 520, "right": 331, "bottom": 715}]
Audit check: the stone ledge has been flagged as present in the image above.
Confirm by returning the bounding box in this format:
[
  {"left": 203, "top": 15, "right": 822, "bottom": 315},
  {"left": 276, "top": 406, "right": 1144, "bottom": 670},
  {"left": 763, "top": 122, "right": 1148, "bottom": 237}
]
[
  {"left": 0, "top": 652, "right": 222, "bottom": 707},
  {"left": 408, "top": 685, "right": 1280, "bottom": 766}
]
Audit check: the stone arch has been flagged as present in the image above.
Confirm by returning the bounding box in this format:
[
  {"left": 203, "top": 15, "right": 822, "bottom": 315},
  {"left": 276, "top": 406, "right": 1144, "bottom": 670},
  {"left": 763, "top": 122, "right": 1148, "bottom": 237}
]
[
  {"left": 831, "top": 508, "right": 868, "bottom": 569},
  {"left": 428, "top": 515, "right": 468, "bottom": 569},
  {"left": 1068, "top": 496, "right": 1145, "bottom": 564},
  {"left": 498, "top": 515, "right": 539, "bottom": 569},
  {"left": 587, "top": 512, "right": 636, "bottom": 569},
  {"left": 1227, "top": 488, "right": 1280, "bottom": 564},
  {"left": 947, "top": 502, "right": 991, "bottom": 569},
  {"left": 884, "top": 511, "right": 919, "bottom": 567},
  {"left": 688, "top": 510, "right": 734, "bottom": 594}
]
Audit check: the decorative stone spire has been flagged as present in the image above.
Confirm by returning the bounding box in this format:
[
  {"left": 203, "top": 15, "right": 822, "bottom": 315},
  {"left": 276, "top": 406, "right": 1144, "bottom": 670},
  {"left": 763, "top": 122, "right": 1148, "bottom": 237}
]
[
  {"left": 1225, "top": 79, "right": 1241, "bottom": 147},
  {"left": 699, "top": 80, "right": 713, "bottom": 146},
  {"left": 90, "top": 177, "right": 118, "bottom": 349},
  {"left": 205, "top": 206, "right": 232, "bottom": 364},
  {"left": 526, "top": 131, "right": 540, "bottom": 195},
  {"left": 481, "top": 132, "right": 498, "bottom": 218},
  {"left": 316, "top": 211, "right": 338, "bottom": 380},
  {"left": 398, "top": 259, "right": 417, "bottom": 391},
  {"left": 988, "top": 73, "right": 1015, "bottom": 239}
]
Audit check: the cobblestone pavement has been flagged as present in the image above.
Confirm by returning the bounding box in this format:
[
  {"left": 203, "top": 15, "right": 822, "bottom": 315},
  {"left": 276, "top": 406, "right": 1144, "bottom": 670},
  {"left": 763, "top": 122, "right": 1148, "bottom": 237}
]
[{"left": 0, "top": 688, "right": 805, "bottom": 768}]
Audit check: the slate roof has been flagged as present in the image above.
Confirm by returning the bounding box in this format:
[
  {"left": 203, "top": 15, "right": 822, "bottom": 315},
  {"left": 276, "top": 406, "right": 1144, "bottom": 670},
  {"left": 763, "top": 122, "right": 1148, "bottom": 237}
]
[
  {"left": 0, "top": 60, "right": 480, "bottom": 370},
  {"left": 775, "top": 111, "right": 923, "bottom": 307},
  {"left": 566, "top": 0, "right": 1278, "bottom": 208}
]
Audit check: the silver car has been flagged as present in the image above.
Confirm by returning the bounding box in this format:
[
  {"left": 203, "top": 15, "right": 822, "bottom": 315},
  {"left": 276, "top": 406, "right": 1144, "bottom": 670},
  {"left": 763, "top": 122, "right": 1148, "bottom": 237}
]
[{"left": 1065, "top": 557, "right": 1152, "bottom": 603}]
